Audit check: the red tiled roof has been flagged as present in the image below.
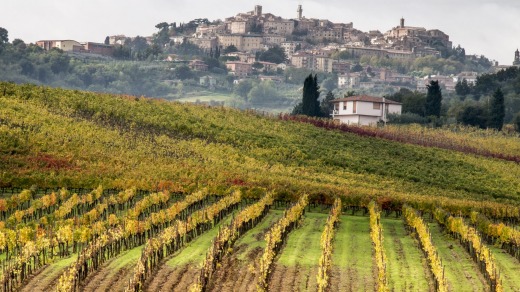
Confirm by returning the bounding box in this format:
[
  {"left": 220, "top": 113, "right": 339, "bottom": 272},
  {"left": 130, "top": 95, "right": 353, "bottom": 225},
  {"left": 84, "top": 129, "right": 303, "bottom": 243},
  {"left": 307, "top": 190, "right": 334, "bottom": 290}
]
[{"left": 332, "top": 95, "right": 401, "bottom": 104}]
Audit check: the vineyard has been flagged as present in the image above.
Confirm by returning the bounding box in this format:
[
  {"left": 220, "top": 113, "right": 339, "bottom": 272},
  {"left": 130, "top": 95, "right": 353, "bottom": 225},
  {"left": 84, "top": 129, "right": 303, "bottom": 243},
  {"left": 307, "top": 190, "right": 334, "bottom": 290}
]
[{"left": 0, "top": 82, "right": 519, "bottom": 291}]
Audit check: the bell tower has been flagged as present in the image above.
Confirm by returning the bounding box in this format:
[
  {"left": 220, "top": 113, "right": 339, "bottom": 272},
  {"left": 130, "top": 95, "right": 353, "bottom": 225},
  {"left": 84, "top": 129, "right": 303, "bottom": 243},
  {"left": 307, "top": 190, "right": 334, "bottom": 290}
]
[
  {"left": 400, "top": 17, "right": 405, "bottom": 28},
  {"left": 514, "top": 49, "right": 520, "bottom": 65},
  {"left": 297, "top": 5, "right": 303, "bottom": 20}
]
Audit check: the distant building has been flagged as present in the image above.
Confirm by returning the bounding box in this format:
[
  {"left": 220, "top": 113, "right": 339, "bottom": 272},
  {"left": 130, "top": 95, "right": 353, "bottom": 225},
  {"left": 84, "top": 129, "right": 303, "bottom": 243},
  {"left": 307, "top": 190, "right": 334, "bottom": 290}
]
[
  {"left": 514, "top": 49, "right": 520, "bottom": 66},
  {"left": 109, "top": 35, "right": 127, "bottom": 45},
  {"left": 83, "top": 42, "right": 114, "bottom": 56},
  {"left": 188, "top": 37, "right": 218, "bottom": 50},
  {"left": 257, "top": 61, "right": 278, "bottom": 71},
  {"left": 338, "top": 73, "right": 361, "bottom": 89},
  {"left": 36, "top": 40, "right": 81, "bottom": 52},
  {"left": 190, "top": 60, "right": 209, "bottom": 71},
  {"left": 200, "top": 76, "right": 217, "bottom": 87},
  {"left": 331, "top": 95, "right": 402, "bottom": 126},
  {"left": 454, "top": 71, "right": 479, "bottom": 85},
  {"left": 218, "top": 34, "right": 263, "bottom": 51},
  {"left": 226, "top": 61, "right": 253, "bottom": 77},
  {"left": 417, "top": 75, "right": 455, "bottom": 92}
]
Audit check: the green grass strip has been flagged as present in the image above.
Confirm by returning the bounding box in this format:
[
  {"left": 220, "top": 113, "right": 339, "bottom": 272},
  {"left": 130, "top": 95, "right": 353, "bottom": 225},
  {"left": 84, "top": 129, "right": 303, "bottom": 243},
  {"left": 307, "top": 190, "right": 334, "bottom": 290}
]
[
  {"left": 488, "top": 245, "right": 520, "bottom": 291},
  {"left": 276, "top": 212, "right": 328, "bottom": 267},
  {"left": 167, "top": 213, "right": 235, "bottom": 267},
  {"left": 381, "top": 217, "right": 430, "bottom": 291},
  {"left": 428, "top": 222, "right": 486, "bottom": 292},
  {"left": 332, "top": 215, "right": 375, "bottom": 291},
  {"left": 235, "top": 209, "right": 284, "bottom": 261}
]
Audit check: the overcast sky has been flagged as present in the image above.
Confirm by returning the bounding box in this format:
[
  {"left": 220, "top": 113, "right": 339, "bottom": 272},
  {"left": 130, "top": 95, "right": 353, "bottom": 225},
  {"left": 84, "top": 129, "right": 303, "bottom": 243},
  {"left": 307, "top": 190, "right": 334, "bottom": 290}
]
[{"left": 3, "top": 0, "right": 520, "bottom": 65}]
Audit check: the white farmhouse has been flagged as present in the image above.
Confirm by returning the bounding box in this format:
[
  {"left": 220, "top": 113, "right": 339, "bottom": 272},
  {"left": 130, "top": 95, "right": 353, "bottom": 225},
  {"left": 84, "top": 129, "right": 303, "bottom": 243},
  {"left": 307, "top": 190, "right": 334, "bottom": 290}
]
[{"left": 331, "top": 95, "right": 402, "bottom": 126}]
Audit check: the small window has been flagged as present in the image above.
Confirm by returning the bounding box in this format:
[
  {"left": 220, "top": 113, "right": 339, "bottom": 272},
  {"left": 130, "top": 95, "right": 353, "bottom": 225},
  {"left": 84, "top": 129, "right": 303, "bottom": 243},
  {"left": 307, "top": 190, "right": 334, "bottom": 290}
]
[
  {"left": 373, "top": 102, "right": 381, "bottom": 109},
  {"left": 343, "top": 104, "right": 347, "bottom": 110},
  {"left": 353, "top": 101, "right": 357, "bottom": 113}
]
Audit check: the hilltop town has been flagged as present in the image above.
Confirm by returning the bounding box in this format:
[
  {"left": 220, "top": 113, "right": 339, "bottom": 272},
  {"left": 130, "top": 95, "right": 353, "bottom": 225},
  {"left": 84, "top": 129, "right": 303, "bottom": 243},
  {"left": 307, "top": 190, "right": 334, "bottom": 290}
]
[{"left": 33, "top": 4, "right": 510, "bottom": 95}]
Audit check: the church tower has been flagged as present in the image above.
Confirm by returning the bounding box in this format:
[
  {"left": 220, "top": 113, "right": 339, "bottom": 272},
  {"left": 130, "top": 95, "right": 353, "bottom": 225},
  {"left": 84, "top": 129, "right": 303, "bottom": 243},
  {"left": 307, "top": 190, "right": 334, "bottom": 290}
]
[
  {"left": 254, "top": 5, "right": 262, "bottom": 17},
  {"left": 400, "top": 17, "right": 405, "bottom": 28},
  {"left": 297, "top": 5, "right": 303, "bottom": 20},
  {"left": 514, "top": 49, "right": 520, "bottom": 65}
]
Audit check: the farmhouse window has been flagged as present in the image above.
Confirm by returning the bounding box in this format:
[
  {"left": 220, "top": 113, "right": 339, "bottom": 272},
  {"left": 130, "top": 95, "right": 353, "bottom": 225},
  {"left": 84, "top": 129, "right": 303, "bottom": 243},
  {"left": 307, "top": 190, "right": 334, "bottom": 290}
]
[
  {"left": 353, "top": 101, "right": 357, "bottom": 113},
  {"left": 373, "top": 102, "right": 381, "bottom": 109}
]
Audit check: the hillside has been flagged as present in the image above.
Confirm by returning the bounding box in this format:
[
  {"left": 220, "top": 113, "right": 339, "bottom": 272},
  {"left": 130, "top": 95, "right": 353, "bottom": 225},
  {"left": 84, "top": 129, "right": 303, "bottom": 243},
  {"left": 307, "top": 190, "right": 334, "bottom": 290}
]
[
  {"left": 1, "top": 81, "right": 520, "bottom": 207},
  {"left": 1, "top": 82, "right": 520, "bottom": 292}
]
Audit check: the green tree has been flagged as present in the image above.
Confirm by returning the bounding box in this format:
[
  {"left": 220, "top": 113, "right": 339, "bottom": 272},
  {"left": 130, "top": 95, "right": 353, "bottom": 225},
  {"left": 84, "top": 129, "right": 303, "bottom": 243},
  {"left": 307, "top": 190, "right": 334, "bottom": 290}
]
[
  {"left": 351, "top": 64, "right": 363, "bottom": 72},
  {"left": 233, "top": 79, "right": 254, "bottom": 100},
  {"left": 223, "top": 45, "right": 238, "bottom": 54},
  {"left": 425, "top": 80, "right": 442, "bottom": 118},
  {"left": 0, "top": 27, "right": 8, "bottom": 53},
  {"left": 320, "top": 91, "right": 335, "bottom": 117},
  {"left": 300, "top": 74, "right": 321, "bottom": 117},
  {"left": 0, "top": 27, "right": 8, "bottom": 45},
  {"left": 175, "top": 65, "right": 194, "bottom": 80},
  {"left": 514, "top": 113, "right": 520, "bottom": 133},
  {"left": 320, "top": 77, "right": 336, "bottom": 92},
  {"left": 154, "top": 22, "right": 170, "bottom": 47},
  {"left": 247, "top": 80, "right": 280, "bottom": 105},
  {"left": 388, "top": 88, "right": 426, "bottom": 116},
  {"left": 488, "top": 88, "right": 505, "bottom": 130},
  {"left": 455, "top": 79, "right": 471, "bottom": 98},
  {"left": 258, "top": 46, "right": 287, "bottom": 64},
  {"left": 457, "top": 104, "right": 487, "bottom": 129}
]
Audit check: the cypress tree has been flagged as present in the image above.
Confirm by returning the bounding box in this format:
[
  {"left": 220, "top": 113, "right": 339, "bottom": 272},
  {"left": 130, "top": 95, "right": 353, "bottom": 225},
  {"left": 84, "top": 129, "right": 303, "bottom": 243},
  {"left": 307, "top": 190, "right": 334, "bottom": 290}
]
[
  {"left": 488, "top": 88, "right": 505, "bottom": 130},
  {"left": 301, "top": 74, "right": 320, "bottom": 117},
  {"left": 425, "top": 80, "right": 442, "bottom": 117}
]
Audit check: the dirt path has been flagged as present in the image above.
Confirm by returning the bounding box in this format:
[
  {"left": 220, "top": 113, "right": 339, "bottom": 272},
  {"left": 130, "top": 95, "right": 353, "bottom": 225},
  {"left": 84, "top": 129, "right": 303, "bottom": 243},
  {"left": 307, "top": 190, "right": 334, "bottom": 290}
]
[
  {"left": 145, "top": 215, "right": 235, "bottom": 291},
  {"left": 81, "top": 246, "right": 143, "bottom": 292},
  {"left": 204, "top": 210, "right": 284, "bottom": 292},
  {"left": 20, "top": 255, "right": 77, "bottom": 292},
  {"left": 144, "top": 264, "right": 198, "bottom": 292}
]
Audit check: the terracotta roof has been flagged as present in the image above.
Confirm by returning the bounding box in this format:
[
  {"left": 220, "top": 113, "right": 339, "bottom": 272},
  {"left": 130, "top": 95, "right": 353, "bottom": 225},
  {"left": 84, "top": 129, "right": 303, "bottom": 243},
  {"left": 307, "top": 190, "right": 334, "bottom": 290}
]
[{"left": 332, "top": 95, "right": 401, "bottom": 105}]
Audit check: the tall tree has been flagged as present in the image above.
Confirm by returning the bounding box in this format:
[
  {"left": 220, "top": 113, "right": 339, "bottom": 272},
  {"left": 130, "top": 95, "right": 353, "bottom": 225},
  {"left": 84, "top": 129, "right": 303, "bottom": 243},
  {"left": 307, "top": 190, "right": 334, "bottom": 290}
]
[
  {"left": 0, "top": 27, "right": 8, "bottom": 45},
  {"left": 320, "top": 91, "right": 335, "bottom": 117},
  {"left": 0, "top": 27, "right": 8, "bottom": 53},
  {"left": 104, "top": 36, "right": 110, "bottom": 45},
  {"left": 301, "top": 74, "right": 321, "bottom": 117},
  {"left": 425, "top": 80, "right": 442, "bottom": 117},
  {"left": 455, "top": 79, "right": 471, "bottom": 98},
  {"left": 488, "top": 88, "right": 505, "bottom": 130}
]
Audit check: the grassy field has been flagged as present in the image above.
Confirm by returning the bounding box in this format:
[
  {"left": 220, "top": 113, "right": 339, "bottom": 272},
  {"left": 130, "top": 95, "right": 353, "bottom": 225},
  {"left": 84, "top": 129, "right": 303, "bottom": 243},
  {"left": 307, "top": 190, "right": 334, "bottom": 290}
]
[
  {"left": 330, "top": 215, "right": 375, "bottom": 292},
  {"left": 81, "top": 246, "right": 144, "bottom": 292},
  {"left": 21, "top": 255, "right": 78, "bottom": 292},
  {"left": 207, "top": 209, "right": 285, "bottom": 292},
  {"left": 428, "top": 222, "right": 487, "bottom": 292},
  {"left": 235, "top": 209, "right": 284, "bottom": 261},
  {"left": 268, "top": 212, "right": 327, "bottom": 291},
  {"left": 176, "top": 93, "right": 234, "bottom": 103},
  {"left": 488, "top": 245, "right": 520, "bottom": 291},
  {"left": 167, "top": 214, "right": 235, "bottom": 267},
  {"left": 381, "top": 217, "right": 432, "bottom": 291}
]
